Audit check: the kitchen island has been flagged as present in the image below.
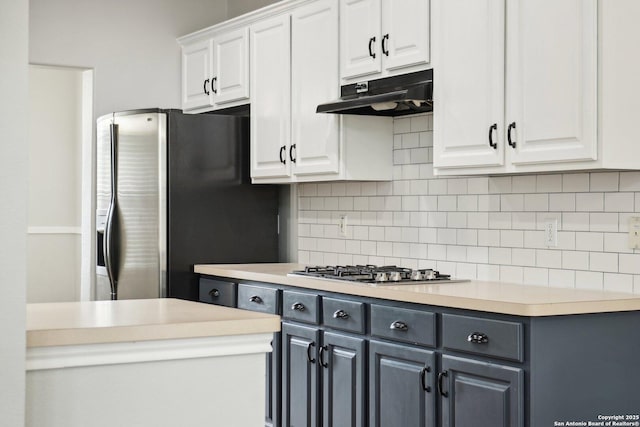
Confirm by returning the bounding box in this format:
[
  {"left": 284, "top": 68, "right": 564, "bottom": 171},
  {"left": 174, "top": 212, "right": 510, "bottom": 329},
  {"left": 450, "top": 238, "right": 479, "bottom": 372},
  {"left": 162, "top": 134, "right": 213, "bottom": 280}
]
[
  {"left": 26, "top": 298, "right": 280, "bottom": 427},
  {"left": 195, "top": 263, "right": 640, "bottom": 427}
]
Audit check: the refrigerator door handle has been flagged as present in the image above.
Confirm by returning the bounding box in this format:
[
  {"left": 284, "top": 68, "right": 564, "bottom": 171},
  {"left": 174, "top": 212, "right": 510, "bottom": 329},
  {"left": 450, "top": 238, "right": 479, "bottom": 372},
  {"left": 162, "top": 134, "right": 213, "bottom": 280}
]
[{"left": 104, "top": 123, "right": 120, "bottom": 300}]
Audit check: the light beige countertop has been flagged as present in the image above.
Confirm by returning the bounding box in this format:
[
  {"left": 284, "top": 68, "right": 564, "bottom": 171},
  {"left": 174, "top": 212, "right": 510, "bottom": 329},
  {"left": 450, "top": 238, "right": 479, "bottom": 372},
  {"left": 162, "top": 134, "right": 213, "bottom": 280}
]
[
  {"left": 27, "top": 298, "right": 281, "bottom": 348},
  {"left": 194, "top": 263, "right": 640, "bottom": 316}
]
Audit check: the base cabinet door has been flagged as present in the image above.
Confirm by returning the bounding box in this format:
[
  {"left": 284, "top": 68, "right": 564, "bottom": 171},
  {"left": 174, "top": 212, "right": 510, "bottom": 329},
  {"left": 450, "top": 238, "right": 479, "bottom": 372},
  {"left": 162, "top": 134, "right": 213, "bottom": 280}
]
[
  {"left": 369, "top": 341, "right": 436, "bottom": 427},
  {"left": 282, "top": 322, "right": 320, "bottom": 427},
  {"left": 321, "top": 332, "right": 366, "bottom": 427},
  {"left": 440, "top": 355, "right": 524, "bottom": 427}
]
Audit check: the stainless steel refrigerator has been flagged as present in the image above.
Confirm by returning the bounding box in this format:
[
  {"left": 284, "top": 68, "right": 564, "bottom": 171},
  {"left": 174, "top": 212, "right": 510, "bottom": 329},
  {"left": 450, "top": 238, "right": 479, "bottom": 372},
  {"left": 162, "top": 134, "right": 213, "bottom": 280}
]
[{"left": 96, "top": 109, "right": 279, "bottom": 301}]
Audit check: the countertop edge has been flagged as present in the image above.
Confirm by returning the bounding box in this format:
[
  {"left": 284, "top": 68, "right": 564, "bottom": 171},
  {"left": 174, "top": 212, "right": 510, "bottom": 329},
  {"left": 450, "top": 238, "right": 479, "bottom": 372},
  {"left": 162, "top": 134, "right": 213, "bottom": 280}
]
[{"left": 194, "top": 264, "right": 640, "bottom": 317}]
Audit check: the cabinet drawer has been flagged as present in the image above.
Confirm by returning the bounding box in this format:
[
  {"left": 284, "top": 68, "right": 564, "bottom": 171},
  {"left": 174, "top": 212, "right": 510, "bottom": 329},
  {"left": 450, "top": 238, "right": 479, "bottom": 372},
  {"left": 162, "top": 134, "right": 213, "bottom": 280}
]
[
  {"left": 322, "top": 297, "right": 365, "bottom": 334},
  {"left": 198, "top": 277, "right": 237, "bottom": 307},
  {"left": 370, "top": 304, "right": 436, "bottom": 347},
  {"left": 442, "top": 314, "right": 523, "bottom": 362},
  {"left": 237, "top": 283, "right": 279, "bottom": 314},
  {"left": 282, "top": 290, "right": 320, "bottom": 324}
]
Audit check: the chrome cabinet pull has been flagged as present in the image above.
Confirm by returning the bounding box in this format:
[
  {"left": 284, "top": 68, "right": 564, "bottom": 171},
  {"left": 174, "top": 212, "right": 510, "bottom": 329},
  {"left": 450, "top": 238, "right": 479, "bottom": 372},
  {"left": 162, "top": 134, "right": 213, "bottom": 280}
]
[
  {"left": 249, "top": 295, "right": 263, "bottom": 304},
  {"left": 291, "top": 302, "right": 306, "bottom": 312},
  {"left": 390, "top": 321, "right": 409, "bottom": 331},
  {"left": 467, "top": 332, "right": 489, "bottom": 344},
  {"left": 209, "top": 289, "right": 220, "bottom": 298},
  {"left": 333, "top": 309, "right": 349, "bottom": 320}
]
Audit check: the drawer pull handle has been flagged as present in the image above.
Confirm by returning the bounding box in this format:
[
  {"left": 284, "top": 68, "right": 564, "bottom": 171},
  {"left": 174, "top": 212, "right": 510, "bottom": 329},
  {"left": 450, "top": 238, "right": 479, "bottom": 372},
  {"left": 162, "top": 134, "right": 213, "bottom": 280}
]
[
  {"left": 209, "top": 289, "right": 220, "bottom": 298},
  {"left": 438, "top": 371, "right": 448, "bottom": 397},
  {"left": 306, "top": 342, "right": 316, "bottom": 364},
  {"left": 333, "top": 309, "right": 350, "bottom": 320},
  {"left": 420, "top": 366, "right": 431, "bottom": 392},
  {"left": 467, "top": 332, "right": 489, "bottom": 344},
  {"left": 292, "top": 302, "right": 306, "bottom": 312},
  {"left": 319, "top": 345, "right": 329, "bottom": 368},
  {"left": 249, "top": 295, "right": 263, "bottom": 304},
  {"left": 390, "top": 321, "right": 409, "bottom": 331}
]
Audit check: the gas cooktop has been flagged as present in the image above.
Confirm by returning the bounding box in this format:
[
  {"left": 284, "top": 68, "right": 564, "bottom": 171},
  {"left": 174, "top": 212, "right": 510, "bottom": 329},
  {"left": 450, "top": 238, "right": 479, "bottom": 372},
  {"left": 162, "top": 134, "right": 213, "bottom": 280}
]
[{"left": 288, "top": 265, "right": 468, "bottom": 285}]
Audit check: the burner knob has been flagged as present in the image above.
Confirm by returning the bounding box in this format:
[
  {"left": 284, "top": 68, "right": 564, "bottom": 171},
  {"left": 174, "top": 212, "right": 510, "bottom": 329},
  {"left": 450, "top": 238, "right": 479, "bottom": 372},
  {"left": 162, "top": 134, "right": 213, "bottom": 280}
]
[
  {"left": 388, "top": 271, "right": 402, "bottom": 282},
  {"left": 375, "top": 272, "right": 388, "bottom": 282},
  {"left": 424, "top": 270, "right": 437, "bottom": 280},
  {"left": 410, "top": 270, "right": 423, "bottom": 281}
]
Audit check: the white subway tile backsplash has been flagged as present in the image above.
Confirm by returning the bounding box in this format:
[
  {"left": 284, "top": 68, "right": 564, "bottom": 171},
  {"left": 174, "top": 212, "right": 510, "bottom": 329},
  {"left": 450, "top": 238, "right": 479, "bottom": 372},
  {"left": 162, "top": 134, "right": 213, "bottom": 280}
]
[
  {"left": 575, "top": 193, "right": 604, "bottom": 212},
  {"left": 575, "top": 271, "right": 603, "bottom": 290},
  {"left": 603, "top": 273, "right": 633, "bottom": 293},
  {"left": 575, "top": 232, "right": 603, "bottom": 252},
  {"left": 604, "top": 193, "right": 635, "bottom": 212},
  {"left": 536, "top": 174, "right": 562, "bottom": 193},
  {"left": 562, "top": 251, "right": 589, "bottom": 270},
  {"left": 549, "top": 269, "right": 575, "bottom": 288},
  {"left": 562, "top": 173, "right": 589, "bottom": 192},
  {"left": 619, "top": 172, "right": 640, "bottom": 191},
  {"left": 549, "top": 193, "right": 576, "bottom": 211},
  {"left": 467, "top": 177, "right": 489, "bottom": 194},
  {"left": 524, "top": 194, "right": 549, "bottom": 212},
  {"left": 501, "top": 194, "right": 525, "bottom": 212},
  {"left": 590, "top": 172, "right": 619, "bottom": 192},
  {"left": 512, "top": 176, "right": 536, "bottom": 193},
  {"left": 298, "top": 121, "right": 640, "bottom": 292}
]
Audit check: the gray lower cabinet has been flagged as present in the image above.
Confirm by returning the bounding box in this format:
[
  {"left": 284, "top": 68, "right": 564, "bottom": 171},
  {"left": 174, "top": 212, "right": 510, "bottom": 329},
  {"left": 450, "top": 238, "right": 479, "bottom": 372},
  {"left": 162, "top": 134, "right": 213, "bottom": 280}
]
[
  {"left": 321, "top": 331, "right": 366, "bottom": 427},
  {"left": 282, "top": 322, "right": 320, "bottom": 427},
  {"left": 440, "top": 354, "right": 523, "bottom": 427},
  {"left": 282, "top": 322, "right": 367, "bottom": 427},
  {"left": 369, "top": 340, "right": 436, "bottom": 427}
]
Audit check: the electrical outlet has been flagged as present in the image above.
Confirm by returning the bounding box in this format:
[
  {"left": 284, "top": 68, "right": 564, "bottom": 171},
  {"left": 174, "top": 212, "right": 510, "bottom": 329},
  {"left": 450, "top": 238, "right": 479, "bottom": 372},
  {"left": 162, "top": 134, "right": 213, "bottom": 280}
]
[
  {"left": 629, "top": 217, "right": 640, "bottom": 249},
  {"left": 339, "top": 214, "right": 348, "bottom": 237},
  {"left": 544, "top": 219, "right": 558, "bottom": 247}
]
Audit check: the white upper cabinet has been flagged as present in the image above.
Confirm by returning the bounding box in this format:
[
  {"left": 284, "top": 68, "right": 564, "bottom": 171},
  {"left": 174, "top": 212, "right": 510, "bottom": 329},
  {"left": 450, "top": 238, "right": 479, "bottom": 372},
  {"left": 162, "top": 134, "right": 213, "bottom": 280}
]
[
  {"left": 340, "top": 0, "right": 430, "bottom": 81},
  {"left": 433, "top": 0, "right": 505, "bottom": 169},
  {"left": 250, "top": 0, "right": 393, "bottom": 183},
  {"left": 434, "top": 0, "right": 601, "bottom": 175},
  {"left": 212, "top": 28, "right": 250, "bottom": 106},
  {"left": 180, "top": 27, "right": 250, "bottom": 113},
  {"left": 250, "top": 14, "right": 291, "bottom": 180},
  {"left": 291, "top": 0, "right": 341, "bottom": 177},
  {"left": 181, "top": 38, "right": 213, "bottom": 111}
]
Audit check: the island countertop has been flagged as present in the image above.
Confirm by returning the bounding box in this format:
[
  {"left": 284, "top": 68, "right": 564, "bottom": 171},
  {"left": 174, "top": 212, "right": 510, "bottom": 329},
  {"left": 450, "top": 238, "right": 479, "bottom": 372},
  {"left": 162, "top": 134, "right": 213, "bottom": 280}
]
[
  {"left": 194, "top": 263, "right": 640, "bottom": 316},
  {"left": 27, "top": 298, "right": 281, "bottom": 347}
]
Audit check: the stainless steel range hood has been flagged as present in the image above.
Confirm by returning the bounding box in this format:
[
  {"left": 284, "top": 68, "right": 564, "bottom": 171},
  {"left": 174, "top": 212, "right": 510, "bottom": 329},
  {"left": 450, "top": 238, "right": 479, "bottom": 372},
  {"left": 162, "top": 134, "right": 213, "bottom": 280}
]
[{"left": 317, "top": 69, "right": 433, "bottom": 117}]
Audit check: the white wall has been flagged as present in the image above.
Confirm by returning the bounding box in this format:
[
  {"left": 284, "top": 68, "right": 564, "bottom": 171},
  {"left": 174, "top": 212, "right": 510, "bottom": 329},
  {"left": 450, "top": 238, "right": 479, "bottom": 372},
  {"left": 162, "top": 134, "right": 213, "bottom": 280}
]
[
  {"left": 29, "top": 0, "right": 228, "bottom": 118},
  {"left": 28, "top": 66, "right": 84, "bottom": 303},
  {"left": 298, "top": 114, "right": 640, "bottom": 294},
  {"left": 0, "top": 0, "right": 28, "bottom": 425},
  {"left": 227, "top": 0, "right": 279, "bottom": 18}
]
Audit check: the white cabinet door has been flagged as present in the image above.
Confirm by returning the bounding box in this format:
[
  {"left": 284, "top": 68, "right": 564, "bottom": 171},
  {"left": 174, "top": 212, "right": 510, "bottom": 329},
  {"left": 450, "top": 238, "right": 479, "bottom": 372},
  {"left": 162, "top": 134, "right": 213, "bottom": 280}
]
[
  {"left": 250, "top": 15, "right": 291, "bottom": 179},
  {"left": 433, "top": 0, "right": 505, "bottom": 169},
  {"left": 213, "top": 27, "right": 250, "bottom": 106},
  {"left": 340, "top": 0, "right": 381, "bottom": 79},
  {"left": 181, "top": 38, "right": 213, "bottom": 111},
  {"left": 507, "top": 0, "right": 597, "bottom": 166},
  {"left": 291, "top": 0, "right": 340, "bottom": 177},
  {"left": 381, "top": 0, "right": 430, "bottom": 72}
]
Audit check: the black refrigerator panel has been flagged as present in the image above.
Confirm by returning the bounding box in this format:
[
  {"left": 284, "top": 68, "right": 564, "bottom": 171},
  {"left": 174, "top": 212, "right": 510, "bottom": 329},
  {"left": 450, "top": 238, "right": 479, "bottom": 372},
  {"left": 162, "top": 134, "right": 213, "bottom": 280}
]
[{"left": 166, "top": 112, "right": 279, "bottom": 301}]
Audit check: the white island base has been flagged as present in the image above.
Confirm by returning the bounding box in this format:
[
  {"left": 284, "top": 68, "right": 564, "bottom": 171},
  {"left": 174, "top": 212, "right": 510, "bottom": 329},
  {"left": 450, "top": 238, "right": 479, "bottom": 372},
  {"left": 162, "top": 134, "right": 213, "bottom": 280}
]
[{"left": 26, "top": 299, "right": 280, "bottom": 427}]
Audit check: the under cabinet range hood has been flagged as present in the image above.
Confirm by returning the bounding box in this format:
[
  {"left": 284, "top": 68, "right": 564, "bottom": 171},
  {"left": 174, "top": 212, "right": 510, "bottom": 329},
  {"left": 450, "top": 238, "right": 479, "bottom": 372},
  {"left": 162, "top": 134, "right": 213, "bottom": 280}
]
[{"left": 317, "top": 69, "right": 433, "bottom": 117}]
